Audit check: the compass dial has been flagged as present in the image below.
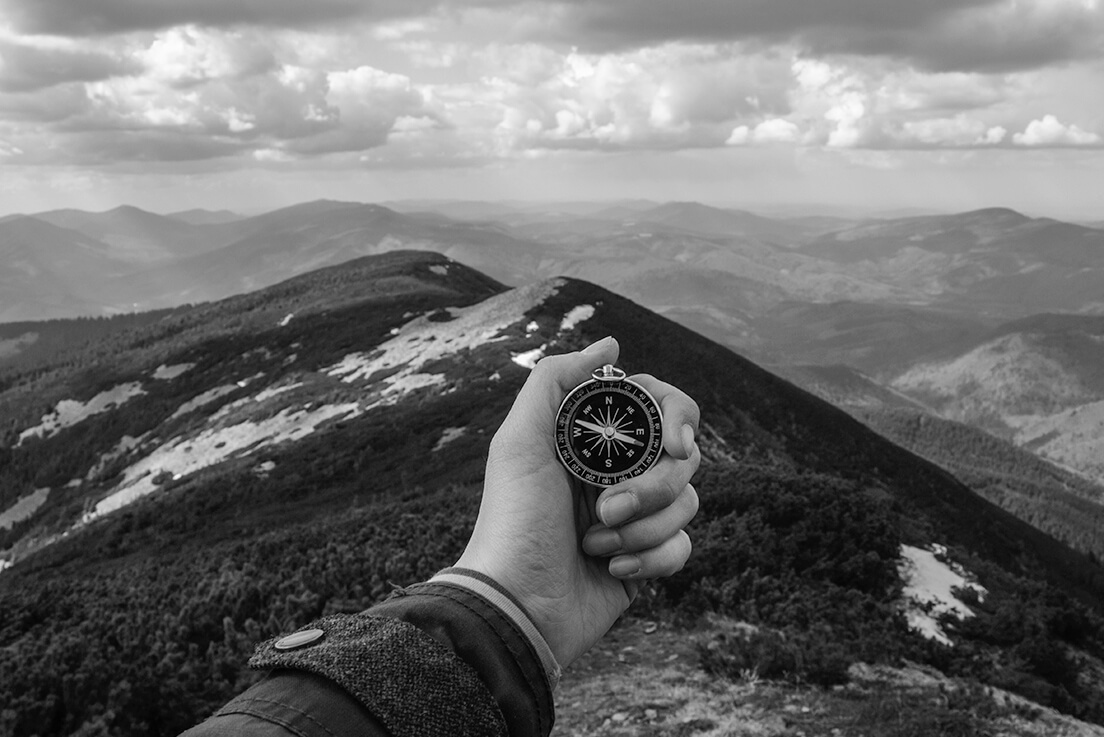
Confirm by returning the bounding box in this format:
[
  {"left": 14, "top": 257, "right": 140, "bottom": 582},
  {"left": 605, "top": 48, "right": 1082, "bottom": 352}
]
[{"left": 555, "top": 366, "right": 664, "bottom": 487}]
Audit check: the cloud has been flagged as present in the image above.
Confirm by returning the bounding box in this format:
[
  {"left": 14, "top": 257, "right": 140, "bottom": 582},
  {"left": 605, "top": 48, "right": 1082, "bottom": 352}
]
[
  {"left": 786, "top": 57, "right": 1029, "bottom": 150},
  {"left": 814, "top": 0, "right": 1104, "bottom": 73},
  {"left": 5, "top": 0, "right": 1101, "bottom": 79},
  {"left": 0, "top": 83, "right": 93, "bottom": 123},
  {"left": 1013, "top": 114, "right": 1102, "bottom": 146},
  {"left": 136, "top": 26, "right": 276, "bottom": 87},
  {"left": 0, "top": 23, "right": 434, "bottom": 166},
  {"left": 485, "top": 44, "right": 793, "bottom": 153},
  {"left": 789, "top": 58, "right": 872, "bottom": 148},
  {"left": 552, "top": 0, "right": 993, "bottom": 49},
  {"left": 0, "top": 0, "right": 428, "bottom": 36},
  {"left": 898, "top": 115, "right": 1007, "bottom": 147},
  {"left": 726, "top": 118, "right": 800, "bottom": 145},
  {"left": 529, "top": 0, "right": 1103, "bottom": 73},
  {"left": 285, "top": 66, "right": 431, "bottom": 154},
  {"left": 0, "top": 40, "right": 138, "bottom": 92}
]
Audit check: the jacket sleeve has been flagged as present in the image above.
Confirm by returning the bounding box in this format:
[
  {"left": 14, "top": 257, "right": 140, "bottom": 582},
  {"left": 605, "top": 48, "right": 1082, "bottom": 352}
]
[{"left": 178, "top": 569, "right": 559, "bottom": 737}]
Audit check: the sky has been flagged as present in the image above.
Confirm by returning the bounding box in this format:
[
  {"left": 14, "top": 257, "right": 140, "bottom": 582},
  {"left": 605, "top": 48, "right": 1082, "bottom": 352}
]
[{"left": 0, "top": 0, "right": 1102, "bottom": 219}]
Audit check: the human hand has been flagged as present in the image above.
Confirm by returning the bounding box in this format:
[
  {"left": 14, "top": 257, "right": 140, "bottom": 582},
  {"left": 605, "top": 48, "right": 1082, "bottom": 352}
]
[{"left": 455, "top": 336, "right": 700, "bottom": 667}]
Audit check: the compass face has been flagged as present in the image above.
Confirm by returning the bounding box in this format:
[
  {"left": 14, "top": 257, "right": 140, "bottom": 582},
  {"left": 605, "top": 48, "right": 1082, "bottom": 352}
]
[{"left": 555, "top": 375, "right": 664, "bottom": 486}]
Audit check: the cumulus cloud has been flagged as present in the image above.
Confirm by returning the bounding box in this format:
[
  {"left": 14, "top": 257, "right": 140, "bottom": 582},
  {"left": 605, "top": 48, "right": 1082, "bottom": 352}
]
[
  {"left": 286, "top": 65, "right": 431, "bottom": 154},
  {"left": 0, "top": 0, "right": 1100, "bottom": 173},
  {"left": 485, "top": 44, "right": 793, "bottom": 153},
  {"left": 790, "top": 58, "right": 872, "bottom": 148},
  {"left": 726, "top": 118, "right": 800, "bottom": 145},
  {"left": 1013, "top": 114, "right": 1102, "bottom": 146},
  {"left": 785, "top": 57, "right": 1029, "bottom": 150},
  {"left": 137, "top": 26, "right": 276, "bottom": 86},
  {"left": 0, "top": 23, "right": 438, "bottom": 166}
]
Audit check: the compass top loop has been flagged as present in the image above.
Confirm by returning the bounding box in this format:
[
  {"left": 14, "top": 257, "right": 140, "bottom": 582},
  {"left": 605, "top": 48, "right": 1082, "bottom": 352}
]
[{"left": 592, "top": 364, "right": 627, "bottom": 382}]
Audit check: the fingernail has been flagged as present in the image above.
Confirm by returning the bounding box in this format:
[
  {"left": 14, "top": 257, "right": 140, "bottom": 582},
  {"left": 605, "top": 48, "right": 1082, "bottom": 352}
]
[
  {"left": 609, "top": 555, "right": 641, "bottom": 578},
  {"left": 600, "top": 493, "right": 637, "bottom": 526},
  {"left": 584, "top": 528, "right": 622, "bottom": 556},
  {"left": 680, "top": 424, "right": 696, "bottom": 459},
  {"left": 582, "top": 336, "right": 612, "bottom": 355}
]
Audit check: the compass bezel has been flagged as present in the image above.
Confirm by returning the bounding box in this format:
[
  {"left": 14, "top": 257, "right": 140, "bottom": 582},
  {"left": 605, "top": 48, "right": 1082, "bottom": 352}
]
[{"left": 554, "top": 370, "right": 664, "bottom": 487}]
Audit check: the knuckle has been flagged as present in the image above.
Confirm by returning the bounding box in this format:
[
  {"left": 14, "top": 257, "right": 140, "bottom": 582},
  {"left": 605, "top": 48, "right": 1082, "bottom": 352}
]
[
  {"left": 530, "top": 354, "right": 561, "bottom": 378},
  {"left": 684, "top": 483, "right": 700, "bottom": 517},
  {"left": 660, "top": 472, "right": 683, "bottom": 504}
]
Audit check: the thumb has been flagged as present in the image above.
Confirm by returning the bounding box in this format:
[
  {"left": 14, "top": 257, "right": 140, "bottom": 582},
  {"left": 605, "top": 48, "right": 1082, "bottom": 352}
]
[
  {"left": 529, "top": 336, "right": 620, "bottom": 400},
  {"left": 494, "top": 336, "right": 620, "bottom": 453}
]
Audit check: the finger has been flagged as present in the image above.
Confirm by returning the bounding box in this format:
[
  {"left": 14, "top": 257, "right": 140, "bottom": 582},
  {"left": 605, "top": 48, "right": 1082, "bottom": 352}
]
[
  {"left": 629, "top": 374, "right": 700, "bottom": 460},
  {"left": 595, "top": 441, "right": 701, "bottom": 527},
  {"left": 608, "top": 530, "right": 693, "bottom": 580},
  {"left": 582, "top": 483, "right": 698, "bottom": 557}
]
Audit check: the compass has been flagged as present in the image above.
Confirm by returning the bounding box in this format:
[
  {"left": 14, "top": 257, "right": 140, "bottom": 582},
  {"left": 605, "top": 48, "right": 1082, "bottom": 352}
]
[{"left": 555, "top": 364, "right": 664, "bottom": 487}]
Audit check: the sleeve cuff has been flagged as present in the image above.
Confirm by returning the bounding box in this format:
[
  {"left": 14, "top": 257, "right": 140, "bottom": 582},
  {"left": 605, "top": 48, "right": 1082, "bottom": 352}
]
[{"left": 430, "top": 567, "right": 563, "bottom": 691}]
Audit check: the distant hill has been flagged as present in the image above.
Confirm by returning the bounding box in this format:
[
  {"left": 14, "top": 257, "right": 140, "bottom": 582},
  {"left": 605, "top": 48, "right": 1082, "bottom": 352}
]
[
  {"left": 0, "top": 216, "right": 131, "bottom": 321},
  {"left": 802, "top": 208, "right": 1104, "bottom": 317},
  {"left": 6, "top": 198, "right": 1102, "bottom": 331},
  {"left": 32, "top": 205, "right": 220, "bottom": 263},
  {"left": 165, "top": 209, "right": 244, "bottom": 226},
  {"left": 770, "top": 364, "right": 930, "bottom": 412},
  {"left": 631, "top": 201, "right": 814, "bottom": 243},
  {"left": 751, "top": 300, "right": 997, "bottom": 375},
  {"left": 890, "top": 314, "right": 1104, "bottom": 484},
  {"left": 859, "top": 407, "right": 1104, "bottom": 561},
  {"left": 2, "top": 250, "right": 1103, "bottom": 736}
]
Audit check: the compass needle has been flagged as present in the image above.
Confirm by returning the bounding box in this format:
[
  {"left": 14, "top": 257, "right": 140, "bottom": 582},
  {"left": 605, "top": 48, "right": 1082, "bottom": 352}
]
[{"left": 555, "top": 363, "right": 664, "bottom": 486}]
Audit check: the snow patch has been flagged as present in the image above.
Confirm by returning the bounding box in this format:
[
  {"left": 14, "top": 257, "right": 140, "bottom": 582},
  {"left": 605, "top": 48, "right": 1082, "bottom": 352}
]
[
  {"left": 512, "top": 345, "right": 546, "bottom": 369},
  {"left": 327, "top": 279, "right": 563, "bottom": 389},
  {"left": 430, "top": 265, "right": 449, "bottom": 276},
  {"left": 526, "top": 321, "right": 540, "bottom": 333},
  {"left": 253, "top": 460, "right": 277, "bottom": 478},
  {"left": 171, "top": 385, "right": 238, "bottom": 419},
  {"left": 84, "top": 402, "right": 362, "bottom": 523},
  {"left": 0, "top": 488, "right": 50, "bottom": 530},
  {"left": 278, "top": 313, "right": 295, "bottom": 327},
  {"left": 433, "top": 427, "right": 466, "bottom": 451},
  {"left": 152, "top": 363, "right": 195, "bottom": 380},
  {"left": 560, "top": 304, "right": 595, "bottom": 331},
  {"left": 19, "top": 383, "right": 147, "bottom": 444},
  {"left": 254, "top": 381, "right": 303, "bottom": 402},
  {"left": 898, "top": 544, "right": 986, "bottom": 646}
]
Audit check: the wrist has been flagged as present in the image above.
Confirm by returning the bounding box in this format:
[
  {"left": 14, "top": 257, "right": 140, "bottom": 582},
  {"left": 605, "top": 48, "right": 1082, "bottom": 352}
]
[{"left": 430, "top": 567, "right": 562, "bottom": 690}]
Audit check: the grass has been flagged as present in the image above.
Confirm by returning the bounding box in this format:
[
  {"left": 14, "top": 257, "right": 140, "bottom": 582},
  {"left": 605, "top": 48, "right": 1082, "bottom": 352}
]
[{"left": 551, "top": 617, "right": 1104, "bottom": 737}]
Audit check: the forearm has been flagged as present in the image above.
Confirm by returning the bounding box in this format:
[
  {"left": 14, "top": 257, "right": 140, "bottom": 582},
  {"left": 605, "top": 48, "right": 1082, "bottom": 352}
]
[{"left": 179, "top": 571, "right": 558, "bottom": 737}]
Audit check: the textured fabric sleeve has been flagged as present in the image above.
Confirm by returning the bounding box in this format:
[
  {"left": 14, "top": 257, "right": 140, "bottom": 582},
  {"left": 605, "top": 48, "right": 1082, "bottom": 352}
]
[
  {"left": 180, "top": 579, "right": 556, "bottom": 737},
  {"left": 248, "top": 613, "right": 508, "bottom": 737}
]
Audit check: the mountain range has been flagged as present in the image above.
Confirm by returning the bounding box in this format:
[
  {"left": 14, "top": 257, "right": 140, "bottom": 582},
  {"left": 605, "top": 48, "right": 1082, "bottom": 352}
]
[
  {"left": 5, "top": 197, "right": 1104, "bottom": 490},
  {"left": 1, "top": 250, "right": 1104, "bottom": 736}
]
